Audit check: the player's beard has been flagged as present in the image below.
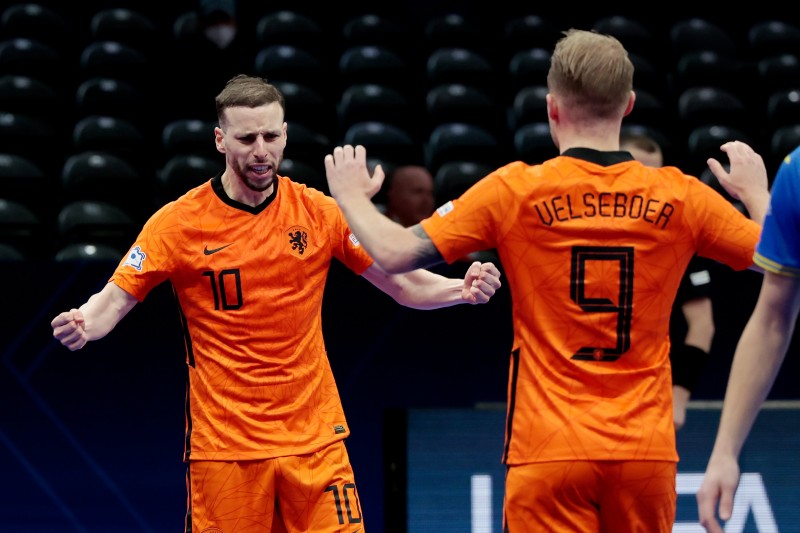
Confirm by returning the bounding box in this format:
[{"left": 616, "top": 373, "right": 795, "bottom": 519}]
[{"left": 238, "top": 156, "right": 282, "bottom": 193}]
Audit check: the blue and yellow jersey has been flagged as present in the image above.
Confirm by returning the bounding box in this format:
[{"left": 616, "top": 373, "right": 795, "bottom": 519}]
[{"left": 755, "top": 145, "right": 800, "bottom": 278}]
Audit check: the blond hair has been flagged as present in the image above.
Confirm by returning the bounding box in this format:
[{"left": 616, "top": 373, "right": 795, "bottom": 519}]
[{"left": 547, "top": 29, "right": 634, "bottom": 119}]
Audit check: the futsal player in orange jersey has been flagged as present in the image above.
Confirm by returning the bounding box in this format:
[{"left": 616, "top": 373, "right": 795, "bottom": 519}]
[
  {"left": 50, "top": 74, "right": 502, "bottom": 533},
  {"left": 324, "top": 30, "right": 771, "bottom": 532}
]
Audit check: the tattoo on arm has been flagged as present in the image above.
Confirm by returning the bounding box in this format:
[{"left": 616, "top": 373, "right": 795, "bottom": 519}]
[{"left": 410, "top": 225, "right": 445, "bottom": 270}]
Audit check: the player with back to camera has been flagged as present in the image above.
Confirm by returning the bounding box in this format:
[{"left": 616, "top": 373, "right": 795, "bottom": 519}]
[
  {"left": 50, "top": 74, "right": 502, "bottom": 533},
  {"left": 324, "top": 29, "right": 771, "bottom": 532}
]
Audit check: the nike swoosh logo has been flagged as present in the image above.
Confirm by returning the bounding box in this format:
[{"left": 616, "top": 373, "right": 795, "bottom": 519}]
[{"left": 204, "top": 243, "right": 233, "bottom": 255}]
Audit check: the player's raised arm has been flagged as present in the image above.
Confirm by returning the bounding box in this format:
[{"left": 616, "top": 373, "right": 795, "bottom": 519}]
[{"left": 326, "top": 144, "right": 434, "bottom": 273}]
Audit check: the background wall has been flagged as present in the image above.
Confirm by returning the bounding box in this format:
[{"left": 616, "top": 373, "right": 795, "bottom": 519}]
[{"left": 402, "top": 406, "right": 800, "bottom": 533}]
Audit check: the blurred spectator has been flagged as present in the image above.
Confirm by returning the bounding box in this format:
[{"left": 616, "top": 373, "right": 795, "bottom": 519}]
[
  {"left": 383, "top": 165, "right": 436, "bottom": 227},
  {"left": 380, "top": 163, "right": 498, "bottom": 270},
  {"left": 199, "top": 0, "right": 239, "bottom": 50},
  {"left": 167, "top": 0, "right": 255, "bottom": 121}
]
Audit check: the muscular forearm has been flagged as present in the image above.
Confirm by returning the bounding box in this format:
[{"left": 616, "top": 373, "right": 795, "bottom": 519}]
[
  {"left": 338, "top": 192, "right": 430, "bottom": 273},
  {"left": 392, "top": 269, "right": 470, "bottom": 310},
  {"left": 80, "top": 283, "right": 137, "bottom": 341},
  {"left": 363, "top": 265, "right": 465, "bottom": 310}
]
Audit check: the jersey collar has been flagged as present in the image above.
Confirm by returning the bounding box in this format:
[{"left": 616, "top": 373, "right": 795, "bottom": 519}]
[{"left": 562, "top": 147, "right": 635, "bottom": 166}]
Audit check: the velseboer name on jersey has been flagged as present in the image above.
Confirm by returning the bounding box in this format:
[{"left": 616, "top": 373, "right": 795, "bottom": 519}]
[{"left": 534, "top": 192, "right": 675, "bottom": 229}]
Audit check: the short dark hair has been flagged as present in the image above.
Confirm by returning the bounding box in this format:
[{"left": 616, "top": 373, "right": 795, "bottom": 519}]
[{"left": 215, "top": 75, "right": 286, "bottom": 127}]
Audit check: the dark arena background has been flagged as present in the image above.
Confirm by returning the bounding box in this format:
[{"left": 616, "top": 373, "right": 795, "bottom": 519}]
[{"left": 2, "top": 1, "right": 799, "bottom": 531}]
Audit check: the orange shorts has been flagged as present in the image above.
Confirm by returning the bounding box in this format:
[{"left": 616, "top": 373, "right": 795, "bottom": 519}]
[
  {"left": 186, "top": 440, "right": 365, "bottom": 533},
  {"left": 504, "top": 460, "right": 676, "bottom": 533}
]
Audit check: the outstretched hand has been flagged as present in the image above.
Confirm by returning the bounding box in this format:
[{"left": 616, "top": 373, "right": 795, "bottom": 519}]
[
  {"left": 324, "top": 144, "right": 385, "bottom": 201},
  {"left": 462, "top": 261, "right": 502, "bottom": 304},
  {"left": 707, "top": 140, "right": 768, "bottom": 202},
  {"left": 51, "top": 309, "right": 88, "bottom": 351}
]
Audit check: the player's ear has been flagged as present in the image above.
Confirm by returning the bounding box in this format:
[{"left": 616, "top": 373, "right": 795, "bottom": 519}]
[{"left": 623, "top": 91, "right": 636, "bottom": 117}]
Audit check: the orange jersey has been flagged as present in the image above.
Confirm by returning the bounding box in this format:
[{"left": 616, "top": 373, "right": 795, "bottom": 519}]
[
  {"left": 421, "top": 149, "right": 760, "bottom": 465},
  {"left": 110, "top": 174, "right": 373, "bottom": 461}
]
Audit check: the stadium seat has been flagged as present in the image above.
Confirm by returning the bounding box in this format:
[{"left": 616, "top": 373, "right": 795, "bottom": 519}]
[
  {"left": 342, "top": 121, "right": 421, "bottom": 168},
  {"left": 0, "top": 74, "right": 61, "bottom": 118},
  {"left": 161, "top": 118, "right": 218, "bottom": 160},
  {"left": 284, "top": 121, "right": 331, "bottom": 164},
  {"left": 434, "top": 160, "right": 494, "bottom": 206},
  {"left": 625, "top": 88, "right": 671, "bottom": 133},
  {"left": 0, "top": 111, "right": 58, "bottom": 163},
  {"left": 73, "top": 115, "right": 146, "bottom": 162},
  {"left": 79, "top": 40, "right": 149, "bottom": 84},
  {"left": 279, "top": 157, "right": 327, "bottom": 195},
  {"left": 74, "top": 77, "right": 146, "bottom": 125},
  {"left": 0, "top": 242, "right": 26, "bottom": 261},
  {"left": 592, "top": 15, "right": 660, "bottom": 66},
  {"left": 54, "top": 242, "right": 125, "bottom": 262},
  {"left": 685, "top": 124, "right": 754, "bottom": 175},
  {"left": 0, "top": 37, "right": 64, "bottom": 86},
  {"left": 55, "top": 200, "right": 138, "bottom": 251},
  {"left": 156, "top": 154, "right": 222, "bottom": 206},
  {"left": 171, "top": 9, "right": 199, "bottom": 41},
  {"left": 628, "top": 52, "right": 671, "bottom": 100},
  {"left": 425, "top": 122, "right": 502, "bottom": 174},
  {"left": 337, "top": 83, "right": 413, "bottom": 138},
  {"left": 669, "top": 18, "right": 738, "bottom": 59},
  {"left": 89, "top": 7, "right": 161, "bottom": 55},
  {"left": 425, "top": 83, "right": 503, "bottom": 138},
  {"left": 757, "top": 54, "right": 800, "bottom": 95},
  {"left": 766, "top": 88, "right": 800, "bottom": 130},
  {"left": 0, "top": 152, "right": 47, "bottom": 206},
  {"left": 254, "top": 44, "right": 326, "bottom": 91},
  {"left": 255, "top": 10, "right": 324, "bottom": 52},
  {"left": 507, "top": 47, "right": 551, "bottom": 96},
  {"left": 677, "top": 86, "right": 748, "bottom": 132},
  {"left": 503, "top": 14, "right": 561, "bottom": 55},
  {"left": 509, "top": 85, "right": 549, "bottom": 131},
  {"left": 426, "top": 47, "right": 494, "bottom": 97},
  {"left": 424, "top": 13, "right": 483, "bottom": 55},
  {"left": 338, "top": 45, "right": 414, "bottom": 97},
  {"left": 0, "top": 198, "right": 45, "bottom": 259},
  {"left": 341, "top": 13, "right": 409, "bottom": 58},
  {"left": 748, "top": 20, "right": 800, "bottom": 60},
  {"left": 60, "top": 151, "right": 146, "bottom": 218},
  {"left": 673, "top": 50, "right": 747, "bottom": 98},
  {"left": 0, "top": 3, "right": 69, "bottom": 48},
  {"left": 274, "top": 81, "right": 335, "bottom": 138},
  {"left": 513, "top": 122, "right": 559, "bottom": 165},
  {"left": 770, "top": 124, "right": 800, "bottom": 173}
]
